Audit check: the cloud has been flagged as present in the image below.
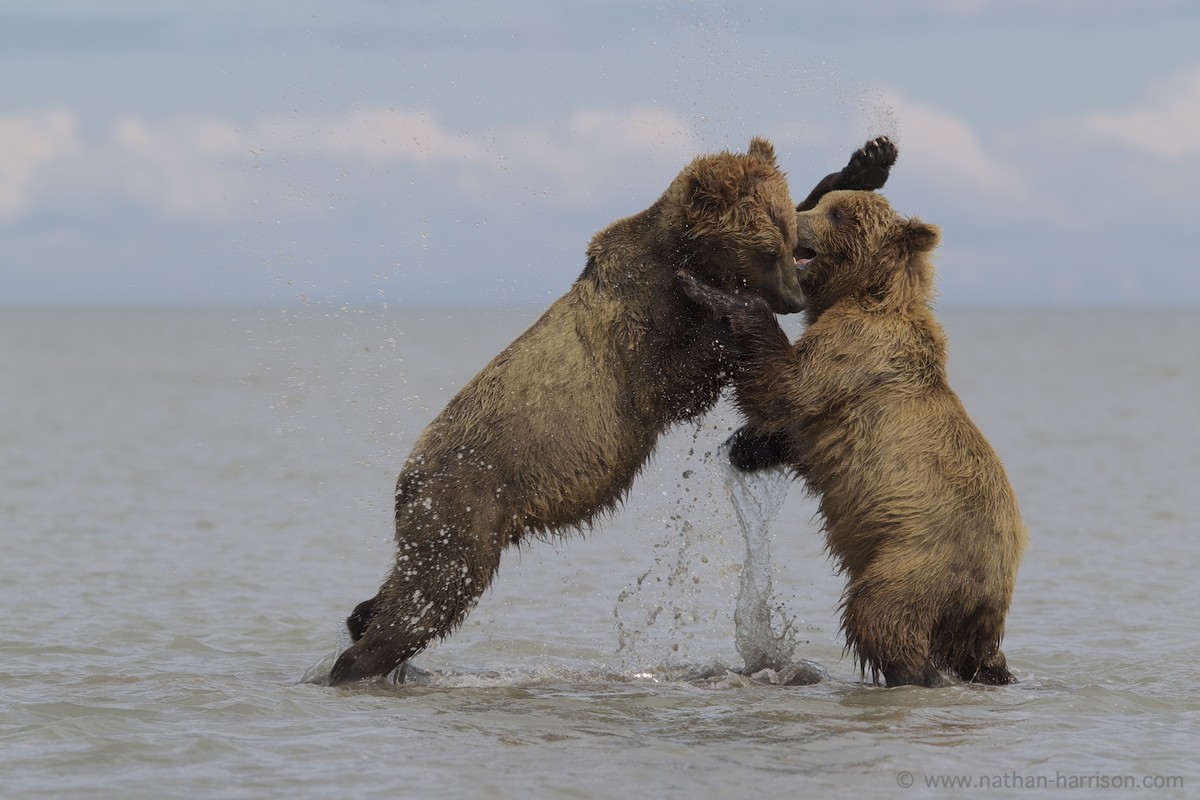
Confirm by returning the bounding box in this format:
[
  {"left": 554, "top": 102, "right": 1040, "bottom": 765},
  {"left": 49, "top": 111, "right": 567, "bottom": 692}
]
[
  {"left": 867, "top": 89, "right": 1029, "bottom": 204},
  {"left": 253, "top": 108, "right": 490, "bottom": 165},
  {"left": 490, "top": 107, "right": 702, "bottom": 202},
  {"left": 0, "top": 109, "right": 82, "bottom": 219},
  {"left": 1072, "top": 67, "right": 1200, "bottom": 160},
  {"left": 108, "top": 116, "right": 249, "bottom": 218},
  {"left": 0, "top": 105, "right": 702, "bottom": 220},
  {"left": 248, "top": 105, "right": 700, "bottom": 204}
]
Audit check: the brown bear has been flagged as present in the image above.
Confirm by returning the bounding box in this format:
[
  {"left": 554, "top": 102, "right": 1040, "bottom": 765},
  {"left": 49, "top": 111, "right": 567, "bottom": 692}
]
[
  {"left": 328, "top": 139, "right": 898, "bottom": 686},
  {"left": 678, "top": 189, "right": 1027, "bottom": 688}
]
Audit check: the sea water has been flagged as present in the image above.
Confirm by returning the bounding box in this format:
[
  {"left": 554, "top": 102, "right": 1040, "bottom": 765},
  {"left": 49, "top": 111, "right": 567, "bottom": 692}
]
[{"left": 2, "top": 307, "right": 1198, "bottom": 799}]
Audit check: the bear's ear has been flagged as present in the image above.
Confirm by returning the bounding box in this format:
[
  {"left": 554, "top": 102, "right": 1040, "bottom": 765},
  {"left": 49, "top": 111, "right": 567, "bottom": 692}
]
[
  {"left": 747, "top": 137, "right": 777, "bottom": 166},
  {"left": 684, "top": 160, "right": 743, "bottom": 220},
  {"left": 899, "top": 218, "right": 940, "bottom": 254}
]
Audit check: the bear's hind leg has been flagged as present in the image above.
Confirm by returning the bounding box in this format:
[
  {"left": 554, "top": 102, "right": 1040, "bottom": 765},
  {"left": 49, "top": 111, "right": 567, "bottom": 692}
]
[
  {"left": 345, "top": 596, "right": 377, "bottom": 642},
  {"left": 956, "top": 649, "right": 1015, "bottom": 685},
  {"left": 882, "top": 660, "right": 946, "bottom": 689},
  {"left": 843, "top": 577, "right": 945, "bottom": 688},
  {"left": 330, "top": 535, "right": 502, "bottom": 686}
]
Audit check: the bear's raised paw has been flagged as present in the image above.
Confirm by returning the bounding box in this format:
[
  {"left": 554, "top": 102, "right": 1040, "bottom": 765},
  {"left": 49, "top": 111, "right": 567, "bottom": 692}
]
[
  {"left": 841, "top": 136, "right": 898, "bottom": 193},
  {"left": 796, "top": 136, "right": 899, "bottom": 212}
]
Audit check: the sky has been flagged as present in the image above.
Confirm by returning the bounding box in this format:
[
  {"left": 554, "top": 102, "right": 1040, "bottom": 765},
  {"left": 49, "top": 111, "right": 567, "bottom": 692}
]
[{"left": 3, "top": 0, "right": 1199, "bottom": 308}]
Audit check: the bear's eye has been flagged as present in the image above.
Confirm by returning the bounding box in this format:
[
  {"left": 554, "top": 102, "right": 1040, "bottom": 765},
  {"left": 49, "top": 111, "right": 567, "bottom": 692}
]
[{"left": 828, "top": 207, "right": 844, "bottom": 226}]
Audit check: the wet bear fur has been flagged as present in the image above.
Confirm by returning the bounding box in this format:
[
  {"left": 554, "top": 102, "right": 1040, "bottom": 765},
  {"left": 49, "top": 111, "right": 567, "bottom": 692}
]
[
  {"left": 679, "top": 190, "right": 1027, "bottom": 688},
  {"left": 328, "top": 139, "right": 897, "bottom": 686}
]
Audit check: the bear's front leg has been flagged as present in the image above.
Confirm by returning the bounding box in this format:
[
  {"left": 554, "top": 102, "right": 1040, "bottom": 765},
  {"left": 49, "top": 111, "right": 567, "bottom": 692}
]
[
  {"left": 725, "top": 426, "right": 791, "bottom": 472},
  {"left": 675, "top": 270, "right": 790, "bottom": 351},
  {"left": 676, "top": 269, "right": 775, "bottom": 327},
  {"left": 795, "top": 136, "right": 898, "bottom": 212}
]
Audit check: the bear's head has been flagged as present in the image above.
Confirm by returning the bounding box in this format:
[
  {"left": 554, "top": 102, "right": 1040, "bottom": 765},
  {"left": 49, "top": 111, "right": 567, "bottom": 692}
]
[
  {"left": 794, "top": 190, "right": 941, "bottom": 320},
  {"left": 667, "top": 138, "right": 804, "bottom": 314}
]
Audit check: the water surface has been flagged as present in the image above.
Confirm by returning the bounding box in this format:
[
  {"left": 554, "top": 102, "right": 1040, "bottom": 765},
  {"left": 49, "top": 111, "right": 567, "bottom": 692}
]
[{"left": 2, "top": 307, "right": 1197, "bottom": 798}]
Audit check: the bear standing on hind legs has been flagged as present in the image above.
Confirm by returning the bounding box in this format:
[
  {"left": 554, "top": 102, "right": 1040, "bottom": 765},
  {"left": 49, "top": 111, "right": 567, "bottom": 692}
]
[
  {"left": 327, "top": 138, "right": 898, "bottom": 687},
  {"left": 679, "top": 189, "right": 1027, "bottom": 688}
]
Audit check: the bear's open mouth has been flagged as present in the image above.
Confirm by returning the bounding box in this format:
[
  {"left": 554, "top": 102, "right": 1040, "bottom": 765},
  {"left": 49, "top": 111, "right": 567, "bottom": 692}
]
[{"left": 795, "top": 244, "right": 817, "bottom": 266}]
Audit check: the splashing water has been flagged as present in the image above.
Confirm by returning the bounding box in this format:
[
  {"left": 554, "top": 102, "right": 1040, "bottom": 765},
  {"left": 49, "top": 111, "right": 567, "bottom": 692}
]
[
  {"left": 304, "top": 416, "right": 827, "bottom": 689},
  {"left": 720, "top": 441, "right": 825, "bottom": 684}
]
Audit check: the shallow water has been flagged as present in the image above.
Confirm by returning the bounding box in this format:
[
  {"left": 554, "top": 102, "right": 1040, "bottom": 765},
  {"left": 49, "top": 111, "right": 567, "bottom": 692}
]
[{"left": 2, "top": 307, "right": 1198, "bottom": 798}]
